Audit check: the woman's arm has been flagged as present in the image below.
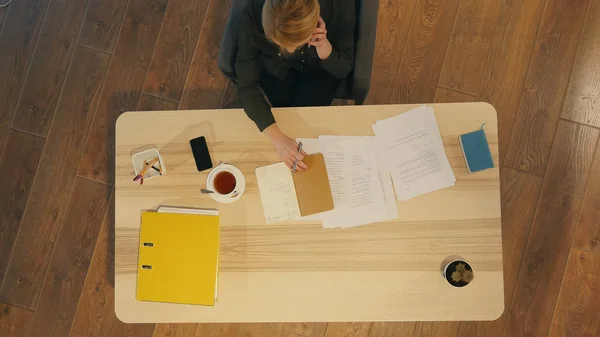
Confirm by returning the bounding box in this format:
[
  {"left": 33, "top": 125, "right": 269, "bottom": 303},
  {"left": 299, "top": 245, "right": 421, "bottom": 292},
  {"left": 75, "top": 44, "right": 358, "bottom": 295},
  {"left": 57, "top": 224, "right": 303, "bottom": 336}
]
[
  {"left": 235, "top": 10, "right": 276, "bottom": 132},
  {"left": 234, "top": 8, "right": 307, "bottom": 171},
  {"left": 316, "top": 0, "right": 356, "bottom": 79}
]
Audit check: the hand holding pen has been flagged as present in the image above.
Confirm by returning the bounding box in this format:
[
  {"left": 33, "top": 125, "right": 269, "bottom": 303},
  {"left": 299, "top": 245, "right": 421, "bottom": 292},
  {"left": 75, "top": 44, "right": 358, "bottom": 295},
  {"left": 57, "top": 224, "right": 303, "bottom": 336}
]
[
  {"left": 292, "top": 142, "right": 304, "bottom": 172},
  {"left": 263, "top": 124, "right": 307, "bottom": 171}
]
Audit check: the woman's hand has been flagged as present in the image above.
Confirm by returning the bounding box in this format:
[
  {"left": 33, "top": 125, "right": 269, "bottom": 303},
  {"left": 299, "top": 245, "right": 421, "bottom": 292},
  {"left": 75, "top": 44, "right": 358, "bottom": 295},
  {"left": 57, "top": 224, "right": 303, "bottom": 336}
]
[
  {"left": 309, "top": 17, "right": 332, "bottom": 60},
  {"left": 264, "top": 124, "right": 308, "bottom": 171}
]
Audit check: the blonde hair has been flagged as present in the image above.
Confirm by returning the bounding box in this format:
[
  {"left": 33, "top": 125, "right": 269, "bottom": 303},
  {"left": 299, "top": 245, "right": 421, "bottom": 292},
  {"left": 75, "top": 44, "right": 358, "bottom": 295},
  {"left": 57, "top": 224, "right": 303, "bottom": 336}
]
[{"left": 262, "top": 0, "right": 320, "bottom": 50}]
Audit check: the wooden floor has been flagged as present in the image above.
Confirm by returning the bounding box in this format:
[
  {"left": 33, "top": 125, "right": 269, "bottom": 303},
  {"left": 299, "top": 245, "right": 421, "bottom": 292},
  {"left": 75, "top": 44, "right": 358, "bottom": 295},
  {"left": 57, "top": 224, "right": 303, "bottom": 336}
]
[{"left": 1, "top": 0, "right": 599, "bottom": 335}]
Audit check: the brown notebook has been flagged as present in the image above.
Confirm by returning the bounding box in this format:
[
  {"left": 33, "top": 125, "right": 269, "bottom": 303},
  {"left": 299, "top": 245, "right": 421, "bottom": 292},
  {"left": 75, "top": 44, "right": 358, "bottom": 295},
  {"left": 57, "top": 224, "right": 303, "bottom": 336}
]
[{"left": 255, "top": 153, "right": 334, "bottom": 224}]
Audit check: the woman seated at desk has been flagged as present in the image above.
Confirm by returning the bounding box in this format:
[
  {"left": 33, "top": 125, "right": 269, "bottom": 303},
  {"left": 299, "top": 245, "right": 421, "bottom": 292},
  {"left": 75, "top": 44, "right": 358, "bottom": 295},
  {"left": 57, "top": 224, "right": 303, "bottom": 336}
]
[{"left": 235, "top": 0, "right": 356, "bottom": 171}]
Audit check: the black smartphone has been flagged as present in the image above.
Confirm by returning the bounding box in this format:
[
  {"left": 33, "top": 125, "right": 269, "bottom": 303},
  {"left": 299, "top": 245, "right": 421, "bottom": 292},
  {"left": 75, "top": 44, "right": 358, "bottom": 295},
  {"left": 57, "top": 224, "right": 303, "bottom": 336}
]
[{"left": 189, "top": 136, "right": 213, "bottom": 172}]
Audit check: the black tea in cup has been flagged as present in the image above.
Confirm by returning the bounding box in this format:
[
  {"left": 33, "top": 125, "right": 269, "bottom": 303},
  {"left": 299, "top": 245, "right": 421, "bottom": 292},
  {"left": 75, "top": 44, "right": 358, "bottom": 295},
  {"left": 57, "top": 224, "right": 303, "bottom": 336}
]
[{"left": 214, "top": 171, "right": 236, "bottom": 195}]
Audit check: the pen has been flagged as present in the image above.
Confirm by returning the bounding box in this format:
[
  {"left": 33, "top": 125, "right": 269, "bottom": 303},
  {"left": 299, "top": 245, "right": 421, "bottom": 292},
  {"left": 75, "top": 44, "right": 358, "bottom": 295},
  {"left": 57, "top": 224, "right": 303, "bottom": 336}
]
[{"left": 292, "top": 141, "right": 303, "bottom": 172}]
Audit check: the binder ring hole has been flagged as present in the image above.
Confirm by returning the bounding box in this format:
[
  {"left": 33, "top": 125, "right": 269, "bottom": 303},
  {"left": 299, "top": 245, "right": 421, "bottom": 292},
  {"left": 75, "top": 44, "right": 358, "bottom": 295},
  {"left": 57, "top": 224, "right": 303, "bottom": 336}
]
[
  {"left": 143, "top": 242, "right": 154, "bottom": 247},
  {"left": 141, "top": 265, "right": 152, "bottom": 270}
]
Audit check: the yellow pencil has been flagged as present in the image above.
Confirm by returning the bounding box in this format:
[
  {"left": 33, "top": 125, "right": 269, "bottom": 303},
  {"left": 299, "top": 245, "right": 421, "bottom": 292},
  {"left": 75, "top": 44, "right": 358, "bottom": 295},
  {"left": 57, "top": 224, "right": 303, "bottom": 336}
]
[{"left": 134, "top": 157, "right": 160, "bottom": 182}]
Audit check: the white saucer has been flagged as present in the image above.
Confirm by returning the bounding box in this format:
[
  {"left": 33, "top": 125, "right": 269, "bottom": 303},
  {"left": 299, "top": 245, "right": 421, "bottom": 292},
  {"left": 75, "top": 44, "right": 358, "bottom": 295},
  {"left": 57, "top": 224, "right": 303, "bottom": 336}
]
[{"left": 206, "top": 163, "right": 245, "bottom": 203}]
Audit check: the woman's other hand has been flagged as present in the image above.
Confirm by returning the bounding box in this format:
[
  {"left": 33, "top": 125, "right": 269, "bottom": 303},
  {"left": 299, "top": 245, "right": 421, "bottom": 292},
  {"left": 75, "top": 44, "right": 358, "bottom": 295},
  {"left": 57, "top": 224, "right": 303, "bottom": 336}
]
[
  {"left": 309, "top": 17, "right": 332, "bottom": 60},
  {"left": 264, "top": 124, "right": 308, "bottom": 171}
]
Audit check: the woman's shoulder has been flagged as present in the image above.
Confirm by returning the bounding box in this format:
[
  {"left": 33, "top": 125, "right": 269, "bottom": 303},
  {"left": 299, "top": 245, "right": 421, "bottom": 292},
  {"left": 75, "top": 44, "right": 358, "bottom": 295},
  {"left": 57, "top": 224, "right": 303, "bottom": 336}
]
[
  {"left": 240, "top": 0, "right": 266, "bottom": 33},
  {"left": 241, "top": 0, "right": 265, "bottom": 22}
]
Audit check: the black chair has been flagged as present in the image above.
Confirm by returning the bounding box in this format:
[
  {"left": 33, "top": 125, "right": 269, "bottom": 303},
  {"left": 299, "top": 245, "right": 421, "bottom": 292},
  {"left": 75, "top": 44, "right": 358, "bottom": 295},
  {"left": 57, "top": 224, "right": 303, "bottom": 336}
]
[{"left": 217, "top": 0, "right": 379, "bottom": 105}]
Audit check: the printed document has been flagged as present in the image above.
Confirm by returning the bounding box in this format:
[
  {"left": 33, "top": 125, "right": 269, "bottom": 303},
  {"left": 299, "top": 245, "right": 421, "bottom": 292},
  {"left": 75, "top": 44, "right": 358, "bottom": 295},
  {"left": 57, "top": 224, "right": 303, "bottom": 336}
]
[
  {"left": 373, "top": 105, "right": 455, "bottom": 201},
  {"left": 298, "top": 136, "right": 397, "bottom": 228}
]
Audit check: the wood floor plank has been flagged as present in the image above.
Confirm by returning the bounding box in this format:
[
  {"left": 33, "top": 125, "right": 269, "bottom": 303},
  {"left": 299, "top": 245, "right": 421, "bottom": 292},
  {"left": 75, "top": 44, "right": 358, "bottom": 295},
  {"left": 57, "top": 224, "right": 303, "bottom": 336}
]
[
  {"left": 364, "top": 70, "right": 396, "bottom": 105},
  {"left": 0, "top": 47, "right": 110, "bottom": 310},
  {"left": 11, "top": 0, "right": 92, "bottom": 136},
  {"left": 179, "top": 0, "right": 231, "bottom": 109},
  {"left": 364, "top": 0, "right": 417, "bottom": 105},
  {"left": 153, "top": 324, "right": 199, "bottom": 337},
  {"left": 142, "top": 0, "right": 209, "bottom": 102},
  {"left": 0, "top": 130, "right": 45, "bottom": 286},
  {"left": 0, "top": 0, "right": 50, "bottom": 128},
  {"left": 77, "top": 0, "right": 169, "bottom": 185},
  {"left": 279, "top": 323, "right": 328, "bottom": 337},
  {"left": 390, "top": 0, "right": 461, "bottom": 104},
  {"left": 78, "top": 0, "right": 129, "bottom": 52},
  {"left": 502, "top": 121, "right": 599, "bottom": 337},
  {"left": 237, "top": 323, "right": 283, "bottom": 337},
  {"left": 368, "top": 323, "right": 416, "bottom": 337},
  {"left": 433, "top": 87, "right": 476, "bottom": 103},
  {"left": 411, "top": 322, "right": 459, "bottom": 337},
  {"left": 438, "top": 0, "right": 502, "bottom": 95},
  {"left": 504, "top": 0, "right": 591, "bottom": 176},
  {"left": 0, "top": 124, "right": 8, "bottom": 159},
  {"left": 477, "top": 0, "right": 546, "bottom": 165},
  {"left": 561, "top": 0, "right": 600, "bottom": 128},
  {"left": 28, "top": 178, "right": 112, "bottom": 337},
  {"left": 195, "top": 324, "right": 240, "bottom": 337},
  {"left": 0, "top": 303, "right": 33, "bottom": 337},
  {"left": 371, "top": 0, "right": 417, "bottom": 76},
  {"left": 548, "top": 248, "right": 600, "bottom": 337},
  {"left": 457, "top": 168, "right": 543, "bottom": 337},
  {"left": 108, "top": 322, "right": 156, "bottom": 337},
  {"left": 572, "top": 140, "right": 600, "bottom": 254},
  {"left": 137, "top": 93, "right": 179, "bottom": 111},
  {"left": 324, "top": 323, "right": 371, "bottom": 337},
  {"left": 69, "top": 192, "right": 117, "bottom": 337}
]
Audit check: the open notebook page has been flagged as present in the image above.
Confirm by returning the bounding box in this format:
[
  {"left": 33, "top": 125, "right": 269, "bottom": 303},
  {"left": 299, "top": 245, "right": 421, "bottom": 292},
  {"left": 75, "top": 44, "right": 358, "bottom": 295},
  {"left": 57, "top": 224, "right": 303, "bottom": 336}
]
[{"left": 255, "top": 162, "right": 301, "bottom": 224}]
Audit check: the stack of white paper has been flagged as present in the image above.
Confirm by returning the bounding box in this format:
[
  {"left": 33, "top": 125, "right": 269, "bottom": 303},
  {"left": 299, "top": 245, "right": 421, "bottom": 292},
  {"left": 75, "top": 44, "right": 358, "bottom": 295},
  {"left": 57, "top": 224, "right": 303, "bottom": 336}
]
[
  {"left": 293, "top": 106, "right": 453, "bottom": 228},
  {"left": 372, "top": 105, "right": 455, "bottom": 201},
  {"left": 297, "top": 136, "right": 398, "bottom": 228}
]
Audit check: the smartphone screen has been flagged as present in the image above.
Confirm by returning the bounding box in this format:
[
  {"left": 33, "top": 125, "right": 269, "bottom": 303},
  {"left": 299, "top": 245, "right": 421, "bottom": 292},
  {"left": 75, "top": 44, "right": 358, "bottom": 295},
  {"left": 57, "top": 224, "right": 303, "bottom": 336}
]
[{"left": 189, "top": 136, "right": 213, "bottom": 172}]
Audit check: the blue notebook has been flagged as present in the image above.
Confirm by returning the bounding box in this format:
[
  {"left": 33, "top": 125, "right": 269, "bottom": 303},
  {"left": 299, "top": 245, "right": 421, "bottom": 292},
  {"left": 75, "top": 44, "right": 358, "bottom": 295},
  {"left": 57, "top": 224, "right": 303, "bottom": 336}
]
[{"left": 459, "top": 127, "right": 494, "bottom": 173}]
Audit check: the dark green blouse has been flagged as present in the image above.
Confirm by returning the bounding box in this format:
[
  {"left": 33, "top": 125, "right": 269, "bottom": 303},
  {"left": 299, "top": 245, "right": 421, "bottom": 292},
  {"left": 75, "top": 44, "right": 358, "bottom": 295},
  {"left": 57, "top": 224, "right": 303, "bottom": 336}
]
[{"left": 235, "top": 0, "right": 356, "bottom": 131}]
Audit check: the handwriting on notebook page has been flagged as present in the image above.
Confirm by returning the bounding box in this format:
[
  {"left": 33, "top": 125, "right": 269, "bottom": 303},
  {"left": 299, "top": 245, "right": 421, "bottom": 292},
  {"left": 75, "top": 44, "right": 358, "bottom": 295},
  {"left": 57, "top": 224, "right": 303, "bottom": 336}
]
[{"left": 255, "top": 162, "right": 301, "bottom": 224}]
